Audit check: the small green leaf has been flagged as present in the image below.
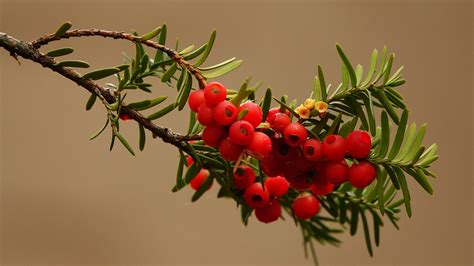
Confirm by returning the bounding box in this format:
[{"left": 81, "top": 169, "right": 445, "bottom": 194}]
[
  {"left": 384, "top": 165, "right": 400, "bottom": 190},
  {"left": 55, "top": 60, "right": 90, "bottom": 68},
  {"left": 362, "top": 49, "right": 379, "bottom": 86},
  {"left": 376, "top": 168, "right": 386, "bottom": 215},
  {"left": 313, "top": 76, "right": 321, "bottom": 101},
  {"left": 350, "top": 204, "right": 359, "bottom": 235},
  {"left": 172, "top": 152, "right": 186, "bottom": 192},
  {"left": 360, "top": 91, "right": 377, "bottom": 136},
  {"left": 355, "top": 64, "right": 363, "bottom": 85},
  {"left": 261, "top": 88, "right": 272, "bottom": 121},
  {"left": 402, "top": 124, "right": 426, "bottom": 163},
  {"left": 360, "top": 209, "right": 373, "bottom": 257},
  {"left": 147, "top": 103, "right": 177, "bottom": 120},
  {"left": 324, "top": 113, "right": 342, "bottom": 137},
  {"left": 387, "top": 66, "right": 404, "bottom": 84},
  {"left": 395, "top": 167, "right": 411, "bottom": 217},
  {"left": 154, "top": 24, "right": 167, "bottom": 63},
  {"left": 198, "top": 57, "right": 237, "bottom": 71},
  {"left": 85, "top": 94, "right": 97, "bottom": 111},
  {"left": 127, "top": 96, "right": 167, "bottom": 111},
  {"left": 115, "top": 132, "right": 135, "bottom": 156},
  {"left": 161, "top": 63, "right": 178, "bottom": 82},
  {"left": 140, "top": 26, "right": 161, "bottom": 41},
  {"left": 138, "top": 124, "right": 146, "bottom": 151},
  {"left": 191, "top": 174, "right": 214, "bottom": 202},
  {"left": 396, "top": 123, "right": 417, "bottom": 160},
  {"left": 89, "top": 118, "right": 109, "bottom": 140},
  {"left": 201, "top": 60, "right": 242, "bottom": 78},
  {"left": 347, "top": 97, "right": 369, "bottom": 131},
  {"left": 178, "top": 73, "right": 192, "bottom": 110},
  {"left": 376, "top": 111, "right": 390, "bottom": 158},
  {"left": 183, "top": 43, "right": 207, "bottom": 60},
  {"left": 83, "top": 68, "right": 121, "bottom": 80},
  {"left": 374, "top": 90, "right": 399, "bottom": 124},
  {"left": 387, "top": 108, "right": 409, "bottom": 160},
  {"left": 338, "top": 116, "right": 358, "bottom": 138},
  {"left": 383, "top": 54, "right": 395, "bottom": 84},
  {"left": 318, "top": 65, "right": 328, "bottom": 100},
  {"left": 184, "top": 163, "right": 200, "bottom": 183},
  {"left": 273, "top": 97, "right": 300, "bottom": 118},
  {"left": 115, "top": 64, "right": 129, "bottom": 71},
  {"left": 195, "top": 30, "right": 216, "bottom": 67},
  {"left": 54, "top": 21, "right": 72, "bottom": 37},
  {"left": 179, "top": 44, "right": 195, "bottom": 55},
  {"left": 417, "top": 143, "right": 438, "bottom": 167},
  {"left": 240, "top": 204, "right": 253, "bottom": 226},
  {"left": 46, "top": 47, "right": 74, "bottom": 57},
  {"left": 404, "top": 167, "right": 434, "bottom": 195},
  {"left": 336, "top": 44, "right": 357, "bottom": 88}
]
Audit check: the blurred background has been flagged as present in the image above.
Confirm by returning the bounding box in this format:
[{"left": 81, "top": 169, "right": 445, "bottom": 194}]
[{"left": 1, "top": 0, "right": 472, "bottom": 265}]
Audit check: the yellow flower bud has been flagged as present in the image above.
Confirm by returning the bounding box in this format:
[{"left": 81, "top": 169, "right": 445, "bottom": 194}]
[
  {"left": 315, "top": 101, "right": 328, "bottom": 114},
  {"left": 304, "top": 98, "right": 316, "bottom": 110},
  {"left": 295, "top": 104, "right": 311, "bottom": 119}
]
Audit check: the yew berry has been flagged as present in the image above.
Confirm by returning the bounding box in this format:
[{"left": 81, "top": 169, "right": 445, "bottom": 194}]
[
  {"left": 255, "top": 199, "right": 281, "bottom": 224},
  {"left": 197, "top": 103, "right": 215, "bottom": 125},
  {"left": 219, "top": 138, "right": 244, "bottom": 161},
  {"left": 302, "top": 139, "right": 324, "bottom": 161},
  {"left": 237, "top": 102, "right": 263, "bottom": 128},
  {"left": 244, "top": 183, "right": 270, "bottom": 208},
  {"left": 233, "top": 165, "right": 256, "bottom": 190},
  {"left": 292, "top": 193, "right": 320, "bottom": 220},
  {"left": 246, "top": 132, "right": 272, "bottom": 158},
  {"left": 213, "top": 101, "right": 237, "bottom": 126},
  {"left": 186, "top": 156, "right": 194, "bottom": 167},
  {"left": 346, "top": 130, "right": 372, "bottom": 159},
  {"left": 310, "top": 177, "right": 335, "bottom": 196},
  {"left": 229, "top": 120, "right": 255, "bottom": 145},
  {"left": 273, "top": 138, "right": 299, "bottom": 162},
  {"left": 270, "top": 113, "right": 291, "bottom": 133},
  {"left": 190, "top": 169, "right": 212, "bottom": 191},
  {"left": 264, "top": 176, "right": 289, "bottom": 197},
  {"left": 286, "top": 174, "right": 312, "bottom": 191},
  {"left": 261, "top": 153, "right": 283, "bottom": 177},
  {"left": 284, "top": 123, "right": 308, "bottom": 147},
  {"left": 325, "top": 160, "right": 349, "bottom": 185},
  {"left": 203, "top": 81, "right": 227, "bottom": 106},
  {"left": 188, "top": 89, "right": 205, "bottom": 112},
  {"left": 202, "top": 124, "right": 226, "bottom": 148},
  {"left": 348, "top": 161, "right": 376, "bottom": 189},
  {"left": 322, "top": 134, "right": 346, "bottom": 161},
  {"left": 267, "top": 107, "right": 291, "bottom": 122}
]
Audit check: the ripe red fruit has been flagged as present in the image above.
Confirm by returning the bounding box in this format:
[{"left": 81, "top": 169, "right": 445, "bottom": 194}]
[
  {"left": 286, "top": 174, "right": 312, "bottom": 191},
  {"left": 202, "top": 124, "right": 226, "bottom": 148},
  {"left": 272, "top": 137, "right": 299, "bottom": 161},
  {"left": 237, "top": 102, "right": 263, "bottom": 128},
  {"left": 190, "top": 169, "right": 212, "bottom": 191},
  {"left": 264, "top": 176, "right": 289, "bottom": 197},
  {"left": 213, "top": 101, "right": 237, "bottom": 126},
  {"left": 325, "top": 160, "right": 349, "bottom": 185},
  {"left": 261, "top": 153, "right": 283, "bottom": 177},
  {"left": 292, "top": 193, "right": 320, "bottom": 220},
  {"left": 203, "top": 81, "right": 227, "bottom": 106},
  {"left": 229, "top": 120, "right": 255, "bottom": 145},
  {"left": 197, "top": 103, "right": 215, "bottom": 125},
  {"left": 267, "top": 107, "right": 291, "bottom": 123},
  {"left": 233, "top": 165, "right": 256, "bottom": 190},
  {"left": 283, "top": 123, "right": 308, "bottom": 147},
  {"left": 348, "top": 161, "right": 377, "bottom": 189},
  {"left": 310, "top": 176, "right": 335, "bottom": 196},
  {"left": 186, "top": 156, "right": 194, "bottom": 167},
  {"left": 269, "top": 113, "right": 291, "bottom": 133},
  {"left": 346, "top": 130, "right": 372, "bottom": 159},
  {"left": 244, "top": 183, "right": 270, "bottom": 208},
  {"left": 322, "top": 134, "right": 346, "bottom": 161},
  {"left": 188, "top": 89, "right": 205, "bottom": 112},
  {"left": 219, "top": 138, "right": 244, "bottom": 161},
  {"left": 119, "top": 113, "right": 132, "bottom": 121},
  {"left": 246, "top": 132, "right": 272, "bottom": 158},
  {"left": 255, "top": 199, "right": 281, "bottom": 223},
  {"left": 302, "top": 139, "right": 324, "bottom": 161}
]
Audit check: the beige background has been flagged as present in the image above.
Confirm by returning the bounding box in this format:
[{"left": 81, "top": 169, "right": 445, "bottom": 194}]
[{"left": 1, "top": 0, "right": 473, "bottom": 265}]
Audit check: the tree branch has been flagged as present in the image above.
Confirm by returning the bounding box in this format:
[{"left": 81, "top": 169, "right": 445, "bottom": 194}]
[{"left": 0, "top": 32, "right": 201, "bottom": 155}]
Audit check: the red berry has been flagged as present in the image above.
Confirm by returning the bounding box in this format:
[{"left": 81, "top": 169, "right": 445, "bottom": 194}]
[
  {"left": 213, "top": 101, "right": 237, "bottom": 126},
  {"left": 219, "top": 138, "right": 244, "bottom": 161},
  {"left": 190, "top": 169, "right": 212, "bottom": 191},
  {"left": 186, "top": 156, "right": 194, "bottom": 167},
  {"left": 267, "top": 107, "right": 291, "bottom": 123},
  {"left": 244, "top": 183, "right": 270, "bottom": 208},
  {"left": 197, "top": 103, "right": 215, "bottom": 125},
  {"left": 255, "top": 199, "right": 281, "bottom": 223},
  {"left": 246, "top": 132, "right": 272, "bottom": 158},
  {"left": 322, "top": 134, "right": 346, "bottom": 161},
  {"left": 233, "top": 165, "right": 256, "bottom": 190},
  {"left": 202, "top": 124, "right": 226, "bottom": 148},
  {"left": 302, "top": 139, "right": 324, "bottom": 161},
  {"left": 261, "top": 153, "right": 283, "bottom": 177},
  {"left": 286, "top": 174, "right": 312, "bottom": 191},
  {"left": 237, "top": 102, "right": 263, "bottom": 128},
  {"left": 283, "top": 123, "right": 307, "bottom": 147},
  {"left": 204, "top": 81, "right": 227, "bottom": 106},
  {"left": 348, "top": 161, "right": 377, "bottom": 189},
  {"left": 325, "top": 161, "right": 349, "bottom": 185},
  {"left": 270, "top": 113, "right": 291, "bottom": 133},
  {"left": 310, "top": 177, "right": 335, "bottom": 196},
  {"left": 188, "top": 89, "right": 205, "bottom": 112},
  {"left": 119, "top": 113, "right": 132, "bottom": 121},
  {"left": 229, "top": 120, "right": 255, "bottom": 145},
  {"left": 273, "top": 138, "right": 300, "bottom": 162},
  {"left": 292, "top": 193, "right": 320, "bottom": 220},
  {"left": 346, "top": 130, "right": 372, "bottom": 159},
  {"left": 264, "top": 176, "right": 289, "bottom": 197}
]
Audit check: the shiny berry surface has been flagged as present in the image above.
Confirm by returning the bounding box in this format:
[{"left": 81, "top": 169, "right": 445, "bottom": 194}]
[
  {"left": 292, "top": 193, "right": 320, "bottom": 220},
  {"left": 190, "top": 169, "right": 212, "bottom": 191},
  {"left": 233, "top": 165, "right": 256, "bottom": 190},
  {"left": 348, "top": 161, "right": 377, "bottom": 189},
  {"left": 346, "top": 130, "right": 372, "bottom": 159},
  {"left": 213, "top": 101, "right": 237, "bottom": 126},
  {"left": 264, "top": 176, "right": 289, "bottom": 197},
  {"left": 202, "top": 124, "right": 226, "bottom": 148},
  {"left": 246, "top": 132, "right": 272, "bottom": 158},
  {"left": 244, "top": 183, "right": 270, "bottom": 208},
  {"left": 204, "top": 81, "right": 227, "bottom": 106},
  {"left": 322, "top": 134, "right": 346, "bottom": 161},
  {"left": 270, "top": 113, "right": 291, "bottom": 133},
  {"left": 255, "top": 199, "right": 281, "bottom": 224},
  {"left": 325, "top": 160, "right": 349, "bottom": 185},
  {"left": 283, "top": 123, "right": 307, "bottom": 147},
  {"left": 229, "top": 120, "right": 255, "bottom": 145},
  {"left": 219, "top": 138, "right": 244, "bottom": 161},
  {"left": 188, "top": 89, "right": 205, "bottom": 112},
  {"left": 302, "top": 139, "right": 324, "bottom": 161},
  {"left": 197, "top": 103, "right": 215, "bottom": 125},
  {"left": 237, "top": 102, "right": 263, "bottom": 128}
]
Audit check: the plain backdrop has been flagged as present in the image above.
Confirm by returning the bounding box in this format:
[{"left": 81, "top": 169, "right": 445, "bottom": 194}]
[{"left": 1, "top": 0, "right": 473, "bottom": 265}]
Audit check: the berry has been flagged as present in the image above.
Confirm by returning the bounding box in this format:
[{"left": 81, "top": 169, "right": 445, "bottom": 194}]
[
  {"left": 197, "top": 103, "right": 215, "bottom": 125},
  {"left": 190, "top": 169, "right": 212, "bottom": 191},
  {"left": 219, "top": 138, "right": 244, "bottom": 161},
  {"left": 261, "top": 153, "right": 283, "bottom": 177},
  {"left": 233, "top": 165, "right": 256, "bottom": 190},
  {"left": 269, "top": 113, "right": 291, "bottom": 133},
  {"left": 119, "top": 113, "right": 132, "bottom": 121},
  {"left": 346, "top": 130, "right": 372, "bottom": 159},
  {"left": 322, "top": 134, "right": 346, "bottom": 161},
  {"left": 246, "top": 132, "right": 272, "bottom": 158},
  {"left": 325, "top": 160, "right": 349, "bottom": 185},
  {"left": 273, "top": 138, "right": 299, "bottom": 162},
  {"left": 213, "top": 101, "right": 237, "bottom": 126},
  {"left": 186, "top": 156, "right": 194, "bottom": 167},
  {"left": 255, "top": 199, "right": 281, "bottom": 224},
  {"left": 264, "top": 176, "right": 289, "bottom": 197},
  {"left": 203, "top": 81, "right": 227, "bottom": 106},
  {"left": 237, "top": 102, "right": 263, "bottom": 128},
  {"left": 267, "top": 107, "right": 291, "bottom": 122},
  {"left": 283, "top": 123, "right": 307, "bottom": 147},
  {"left": 286, "top": 174, "right": 312, "bottom": 191},
  {"left": 302, "top": 139, "right": 324, "bottom": 161},
  {"left": 310, "top": 176, "right": 335, "bottom": 196},
  {"left": 188, "top": 89, "right": 205, "bottom": 112},
  {"left": 229, "top": 120, "right": 255, "bottom": 145},
  {"left": 202, "top": 124, "right": 226, "bottom": 148},
  {"left": 244, "top": 183, "right": 270, "bottom": 208},
  {"left": 348, "top": 161, "right": 377, "bottom": 189},
  {"left": 292, "top": 193, "right": 320, "bottom": 220}
]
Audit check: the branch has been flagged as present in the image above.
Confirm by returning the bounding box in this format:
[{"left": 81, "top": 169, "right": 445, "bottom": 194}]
[
  {"left": 31, "top": 29, "right": 208, "bottom": 89},
  {"left": 0, "top": 32, "right": 201, "bottom": 155}
]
